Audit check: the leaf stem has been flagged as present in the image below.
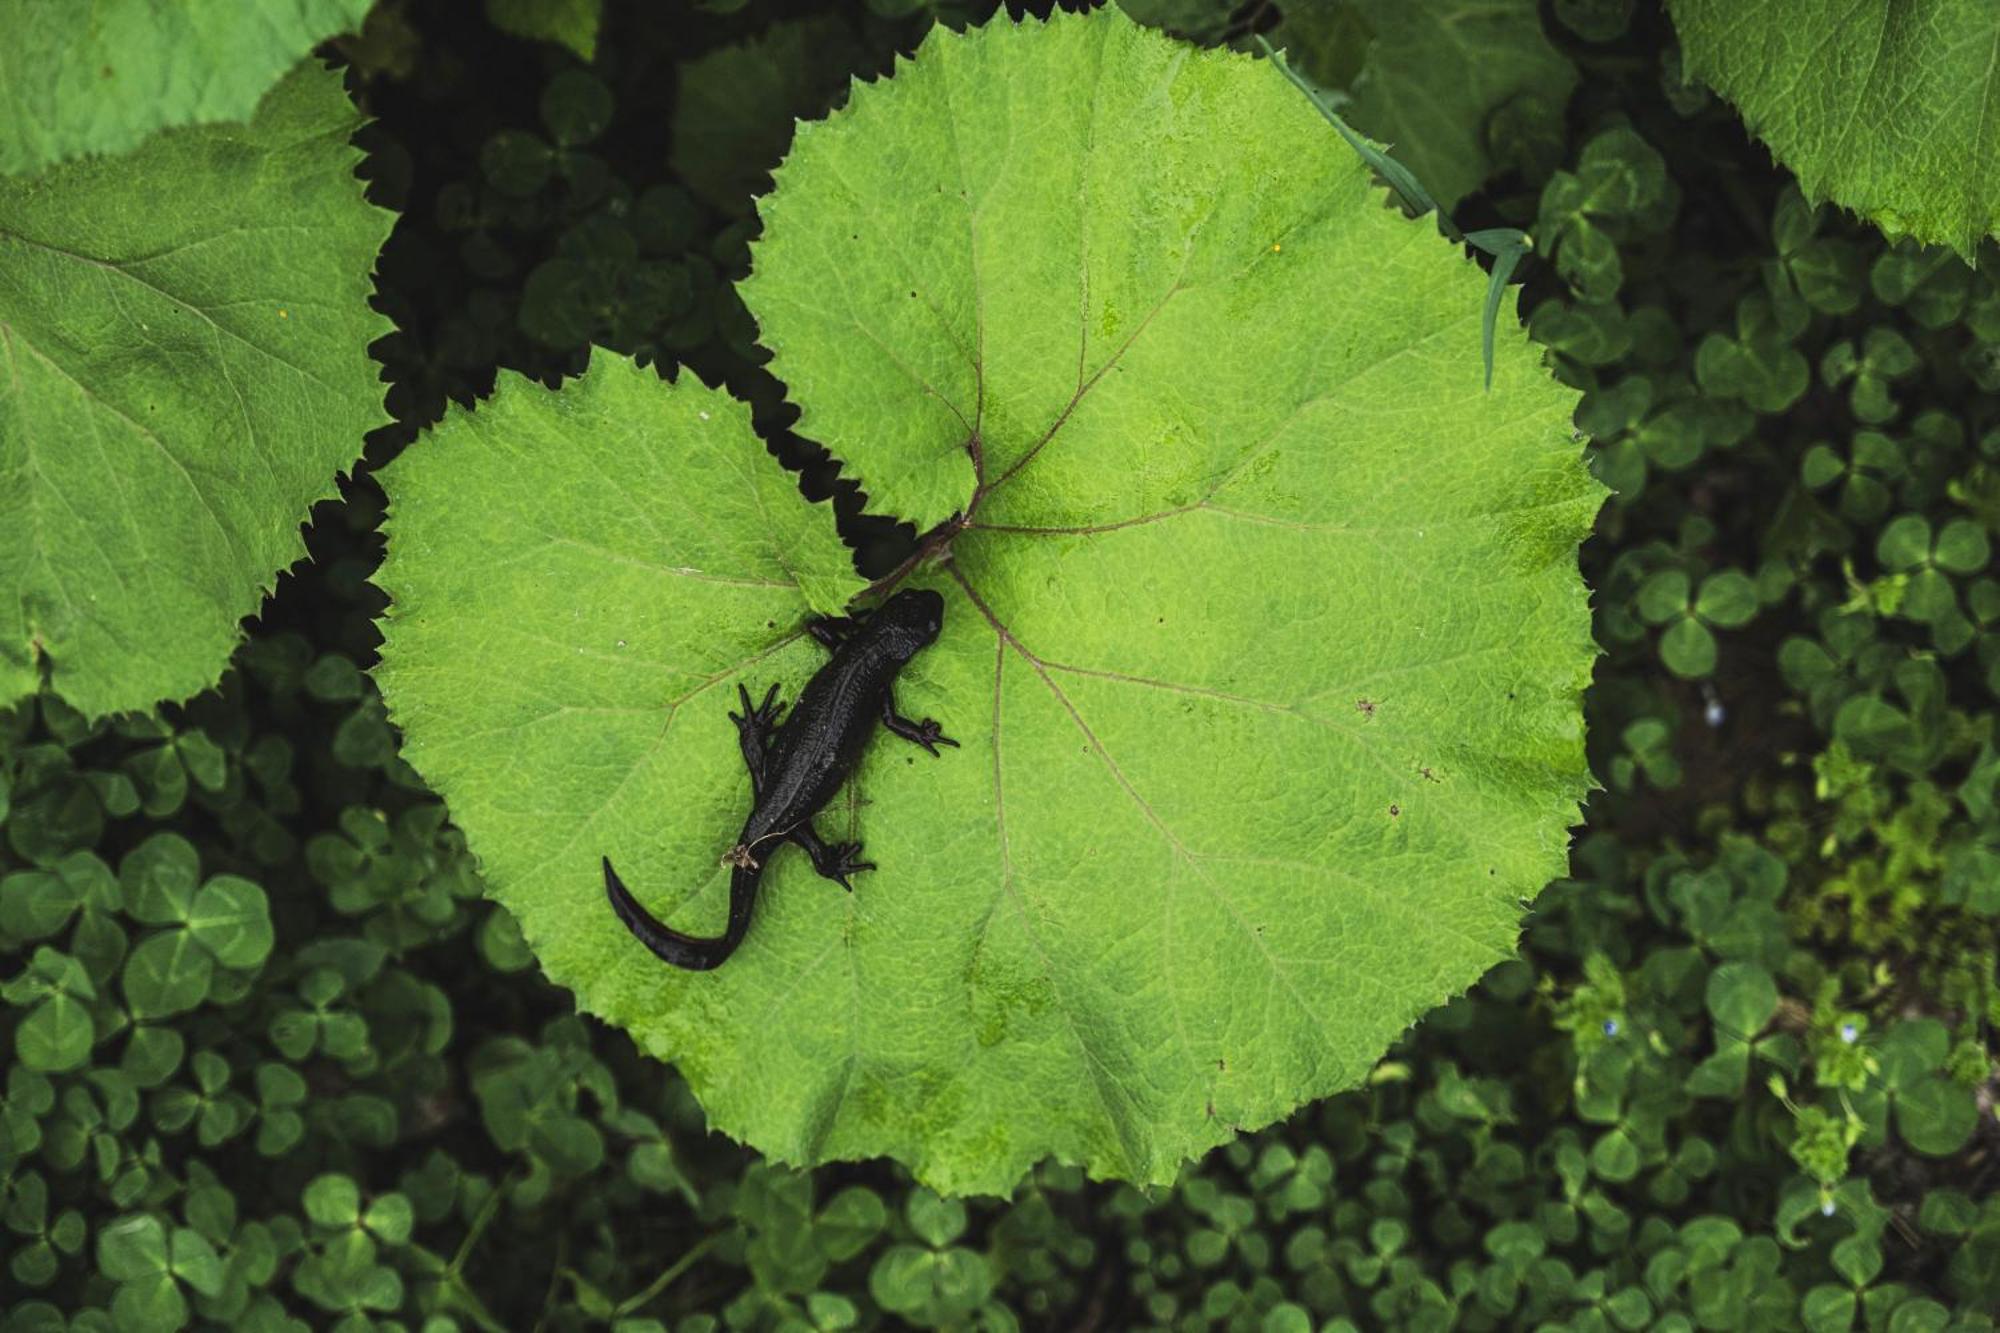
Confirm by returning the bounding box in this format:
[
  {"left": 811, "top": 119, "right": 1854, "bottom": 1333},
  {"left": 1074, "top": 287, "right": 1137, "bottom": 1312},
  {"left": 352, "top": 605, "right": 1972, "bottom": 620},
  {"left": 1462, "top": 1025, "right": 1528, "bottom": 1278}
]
[
  {"left": 612, "top": 1233, "right": 720, "bottom": 1317},
  {"left": 1253, "top": 35, "right": 1436, "bottom": 219},
  {"left": 448, "top": 1171, "right": 511, "bottom": 1278}
]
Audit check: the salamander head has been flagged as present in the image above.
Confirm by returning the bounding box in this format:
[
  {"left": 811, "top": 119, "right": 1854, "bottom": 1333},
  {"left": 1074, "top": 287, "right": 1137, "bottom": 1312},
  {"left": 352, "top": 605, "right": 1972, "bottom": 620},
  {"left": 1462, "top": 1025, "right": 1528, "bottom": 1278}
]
[{"left": 873, "top": 587, "right": 946, "bottom": 659}]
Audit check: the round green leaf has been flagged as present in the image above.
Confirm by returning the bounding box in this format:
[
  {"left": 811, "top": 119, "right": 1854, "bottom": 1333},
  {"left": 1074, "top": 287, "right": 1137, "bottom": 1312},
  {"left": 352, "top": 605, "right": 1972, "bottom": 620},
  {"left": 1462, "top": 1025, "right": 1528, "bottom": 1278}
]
[
  {"left": 1877, "top": 1016, "right": 1951, "bottom": 1089},
  {"left": 386, "top": 10, "right": 1597, "bottom": 1194},
  {"left": 906, "top": 1191, "right": 967, "bottom": 1249},
  {"left": 1694, "top": 570, "right": 1758, "bottom": 629},
  {"left": 303, "top": 1174, "right": 361, "bottom": 1229},
  {"left": 121, "top": 930, "right": 214, "bottom": 1020},
  {"left": 0, "top": 63, "right": 394, "bottom": 717},
  {"left": 816, "top": 1187, "right": 888, "bottom": 1262},
  {"left": 1589, "top": 1127, "right": 1641, "bottom": 1182},
  {"left": 1802, "top": 1285, "right": 1857, "bottom": 1333},
  {"left": 1918, "top": 1189, "right": 1979, "bottom": 1237},
  {"left": 1693, "top": 308, "right": 1808, "bottom": 413},
  {"left": 0, "top": 868, "right": 84, "bottom": 939},
  {"left": 15, "top": 993, "right": 94, "bottom": 1072},
  {"left": 1876, "top": 514, "right": 1934, "bottom": 572},
  {"left": 1893, "top": 1073, "right": 1979, "bottom": 1156},
  {"left": 110, "top": 1273, "right": 187, "bottom": 1333},
  {"left": 1832, "top": 694, "right": 1911, "bottom": 754},
  {"left": 11, "top": 1239, "right": 58, "bottom": 1287},
  {"left": 0, "top": 1, "right": 372, "bottom": 176},
  {"left": 1800, "top": 443, "right": 1846, "bottom": 489},
  {"left": 186, "top": 876, "right": 273, "bottom": 969},
  {"left": 1705, "top": 961, "right": 1777, "bottom": 1038},
  {"left": 121, "top": 1026, "right": 185, "bottom": 1087},
  {"left": 1636, "top": 406, "right": 1703, "bottom": 469},
  {"left": 361, "top": 1194, "right": 414, "bottom": 1246},
  {"left": 1606, "top": 1285, "right": 1654, "bottom": 1329},
  {"left": 1263, "top": 1304, "right": 1314, "bottom": 1333},
  {"left": 1934, "top": 519, "right": 1991, "bottom": 575},
  {"left": 1668, "top": 0, "right": 2000, "bottom": 258},
  {"left": 1886, "top": 1299, "right": 1952, "bottom": 1333},
  {"left": 1635, "top": 570, "right": 1693, "bottom": 624},
  {"left": 1660, "top": 616, "right": 1718, "bottom": 678},
  {"left": 1831, "top": 1234, "right": 1882, "bottom": 1288},
  {"left": 1899, "top": 568, "right": 1958, "bottom": 624},
  {"left": 870, "top": 1245, "right": 994, "bottom": 1324},
  {"left": 121, "top": 834, "right": 201, "bottom": 926},
  {"left": 167, "top": 1227, "right": 223, "bottom": 1298},
  {"left": 96, "top": 1214, "right": 169, "bottom": 1280}
]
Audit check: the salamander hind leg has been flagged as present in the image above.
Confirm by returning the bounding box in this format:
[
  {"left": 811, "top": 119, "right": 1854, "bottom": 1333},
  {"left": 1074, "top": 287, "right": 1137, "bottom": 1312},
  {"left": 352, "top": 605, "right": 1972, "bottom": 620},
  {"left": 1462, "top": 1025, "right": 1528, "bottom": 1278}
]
[
  {"left": 729, "top": 682, "right": 784, "bottom": 741},
  {"left": 790, "top": 824, "right": 875, "bottom": 891}
]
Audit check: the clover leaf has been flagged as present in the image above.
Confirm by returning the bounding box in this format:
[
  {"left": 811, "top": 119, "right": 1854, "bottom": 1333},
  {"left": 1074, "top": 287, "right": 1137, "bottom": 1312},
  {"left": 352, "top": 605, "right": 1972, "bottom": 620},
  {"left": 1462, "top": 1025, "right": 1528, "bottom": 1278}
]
[
  {"left": 4, "top": 946, "right": 97, "bottom": 1073},
  {"left": 116, "top": 834, "right": 274, "bottom": 1020},
  {"left": 1538, "top": 127, "right": 1675, "bottom": 304},
  {"left": 1635, "top": 569, "right": 1758, "bottom": 678},
  {"left": 1820, "top": 329, "right": 1919, "bottom": 425},
  {"left": 1876, "top": 514, "right": 1991, "bottom": 624},
  {"left": 1801, "top": 432, "right": 1904, "bottom": 525},
  {"left": 93, "top": 1212, "right": 224, "bottom": 1332},
  {"left": 1694, "top": 295, "right": 1808, "bottom": 414},
  {"left": 377, "top": 9, "right": 1598, "bottom": 1194}
]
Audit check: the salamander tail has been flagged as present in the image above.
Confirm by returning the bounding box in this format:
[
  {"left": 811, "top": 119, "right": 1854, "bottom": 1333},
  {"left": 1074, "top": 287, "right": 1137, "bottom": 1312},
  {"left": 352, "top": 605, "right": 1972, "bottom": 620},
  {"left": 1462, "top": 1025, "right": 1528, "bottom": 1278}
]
[{"left": 602, "top": 855, "right": 758, "bottom": 971}]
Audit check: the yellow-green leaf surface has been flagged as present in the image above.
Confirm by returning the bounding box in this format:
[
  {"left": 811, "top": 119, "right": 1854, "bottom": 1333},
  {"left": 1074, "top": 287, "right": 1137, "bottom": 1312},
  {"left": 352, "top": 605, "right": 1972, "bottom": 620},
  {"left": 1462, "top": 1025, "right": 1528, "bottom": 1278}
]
[
  {"left": 380, "top": 9, "right": 1600, "bottom": 1195},
  {"left": 0, "top": 0, "right": 373, "bottom": 177},
  {"left": 0, "top": 62, "right": 393, "bottom": 717},
  {"left": 1669, "top": 0, "right": 2000, "bottom": 260}
]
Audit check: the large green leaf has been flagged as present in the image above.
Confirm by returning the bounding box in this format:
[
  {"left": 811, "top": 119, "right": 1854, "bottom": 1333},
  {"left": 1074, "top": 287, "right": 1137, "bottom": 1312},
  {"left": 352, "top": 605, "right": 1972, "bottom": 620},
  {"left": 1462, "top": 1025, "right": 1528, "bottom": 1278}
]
[
  {"left": 1669, "top": 0, "right": 2000, "bottom": 260},
  {"left": 380, "top": 9, "right": 1598, "bottom": 1194},
  {"left": 0, "top": 0, "right": 373, "bottom": 177},
  {"left": 0, "top": 62, "right": 393, "bottom": 717}
]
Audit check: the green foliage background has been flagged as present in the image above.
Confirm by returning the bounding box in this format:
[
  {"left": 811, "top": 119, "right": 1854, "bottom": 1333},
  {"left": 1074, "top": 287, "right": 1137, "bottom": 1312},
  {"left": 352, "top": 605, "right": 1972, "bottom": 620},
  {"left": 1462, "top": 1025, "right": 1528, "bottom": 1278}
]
[{"left": 2, "top": 0, "right": 1998, "bottom": 1330}]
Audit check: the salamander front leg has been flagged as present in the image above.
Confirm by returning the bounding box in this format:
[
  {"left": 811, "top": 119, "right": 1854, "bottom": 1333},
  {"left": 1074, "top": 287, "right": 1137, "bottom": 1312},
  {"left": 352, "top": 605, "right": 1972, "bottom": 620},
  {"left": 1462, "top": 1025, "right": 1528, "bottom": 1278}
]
[
  {"left": 881, "top": 686, "right": 959, "bottom": 756},
  {"left": 807, "top": 615, "right": 862, "bottom": 651}
]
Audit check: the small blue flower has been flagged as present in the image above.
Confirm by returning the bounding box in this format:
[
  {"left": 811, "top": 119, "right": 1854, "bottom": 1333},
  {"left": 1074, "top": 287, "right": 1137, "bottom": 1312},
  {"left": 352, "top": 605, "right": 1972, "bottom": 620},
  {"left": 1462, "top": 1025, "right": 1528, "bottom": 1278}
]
[
  {"left": 1602, "top": 1019, "right": 1620, "bottom": 1037},
  {"left": 1839, "top": 1023, "right": 1858, "bottom": 1044}
]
